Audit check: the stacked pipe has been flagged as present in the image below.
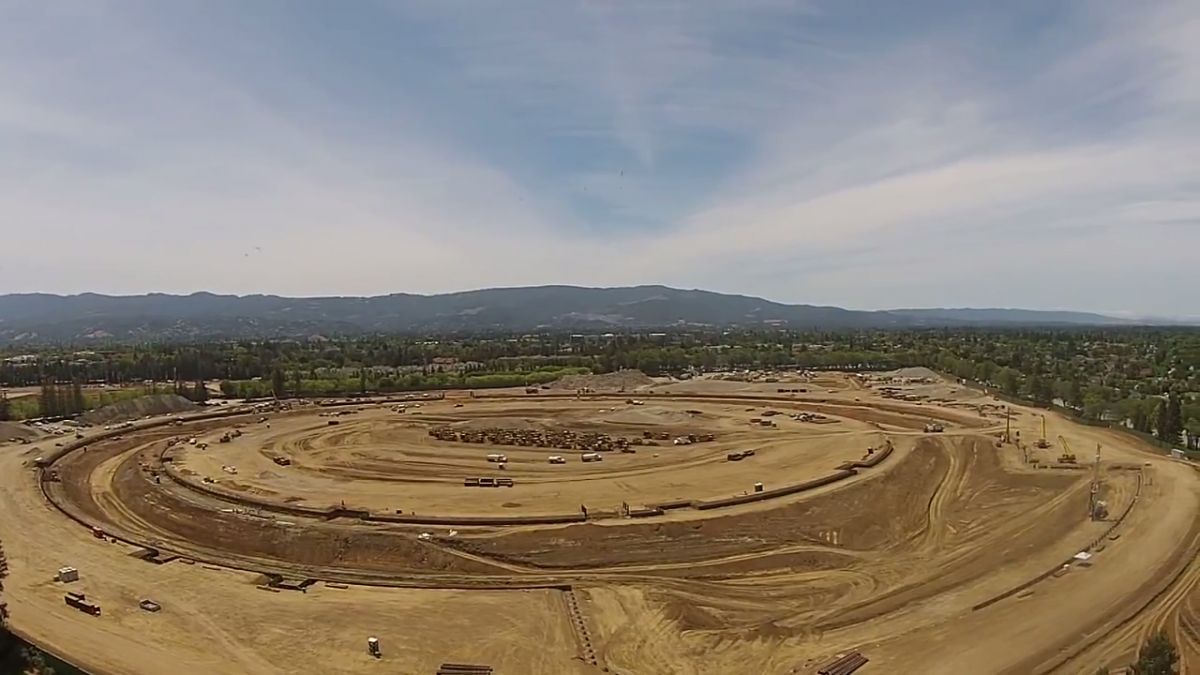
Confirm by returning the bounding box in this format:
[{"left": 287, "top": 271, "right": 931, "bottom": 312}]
[
  {"left": 817, "top": 651, "right": 868, "bottom": 675},
  {"left": 436, "top": 664, "right": 493, "bottom": 675}
]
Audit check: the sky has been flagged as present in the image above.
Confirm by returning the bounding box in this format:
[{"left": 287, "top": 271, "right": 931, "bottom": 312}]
[{"left": 1, "top": 1, "right": 1198, "bottom": 316}]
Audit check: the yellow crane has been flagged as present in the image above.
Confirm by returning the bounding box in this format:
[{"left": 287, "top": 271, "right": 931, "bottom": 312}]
[
  {"left": 1036, "top": 415, "right": 1051, "bottom": 448},
  {"left": 1056, "top": 434, "right": 1077, "bottom": 463}
]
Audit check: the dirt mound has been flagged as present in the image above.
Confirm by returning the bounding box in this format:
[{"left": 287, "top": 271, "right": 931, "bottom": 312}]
[
  {"left": 80, "top": 394, "right": 198, "bottom": 425},
  {"left": 0, "top": 420, "right": 41, "bottom": 442},
  {"left": 549, "top": 369, "right": 653, "bottom": 391},
  {"left": 878, "top": 366, "right": 941, "bottom": 380}
]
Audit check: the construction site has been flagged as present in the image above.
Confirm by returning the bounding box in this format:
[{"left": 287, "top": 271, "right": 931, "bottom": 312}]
[{"left": 1, "top": 369, "right": 1198, "bottom": 674}]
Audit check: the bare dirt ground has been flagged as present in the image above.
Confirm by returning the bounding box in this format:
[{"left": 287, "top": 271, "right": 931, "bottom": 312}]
[{"left": 1, "top": 371, "right": 1197, "bottom": 675}]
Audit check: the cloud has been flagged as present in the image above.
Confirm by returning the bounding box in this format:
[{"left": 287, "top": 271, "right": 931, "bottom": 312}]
[{"left": 0, "top": 1, "right": 1197, "bottom": 314}]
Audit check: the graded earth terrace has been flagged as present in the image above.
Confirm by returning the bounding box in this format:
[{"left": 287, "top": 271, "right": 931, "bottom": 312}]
[{"left": 1, "top": 371, "right": 1198, "bottom": 675}]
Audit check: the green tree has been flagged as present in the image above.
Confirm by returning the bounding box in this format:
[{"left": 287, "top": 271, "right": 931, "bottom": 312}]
[
  {"left": 21, "top": 647, "right": 57, "bottom": 675},
  {"left": 1068, "top": 378, "right": 1084, "bottom": 408},
  {"left": 1131, "top": 401, "right": 1152, "bottom": 433},
  {"left": 0, "top": 392, "right": 9, "bottom": 421},
  {"left": 1152, "top": 393, "right": 1180, "bottom": 441},
  {"left": 70, "top": 379, "right": 85, "bottom": 415},
  {"left": 271, "top": 368, "right": 286, "bottom": 399},
  {"left": 997, "top": 367, "right": 1019, "bottom": 396},
  {"left": 1132, "top": 629, "right": 1178, "bottom": 674},
  {"left": 192, "top": 380, "right": 208, "bottom": 403},
  {"left": 1164, "top": 393, "right": 1183, "bottom": 443},
  {"left": 39, "top": 379, "right": 60, "bottom": 418}
]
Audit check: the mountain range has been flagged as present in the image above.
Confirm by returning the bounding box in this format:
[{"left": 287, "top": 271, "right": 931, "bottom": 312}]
[{"left": 0, "top": 285, "right": 1144, "bottom": 344}]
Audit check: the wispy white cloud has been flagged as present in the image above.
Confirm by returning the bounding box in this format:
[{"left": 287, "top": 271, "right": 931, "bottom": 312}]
[{"left": 0, "top": 1, "right": 1197, "bottom": 315}]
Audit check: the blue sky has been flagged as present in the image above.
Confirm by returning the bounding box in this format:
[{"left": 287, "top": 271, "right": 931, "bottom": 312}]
[{"left": 2, "top": 1, "right": 1198, "bottom": 316}]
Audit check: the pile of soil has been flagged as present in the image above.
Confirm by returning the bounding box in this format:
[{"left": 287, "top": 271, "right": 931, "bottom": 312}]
[
  {"left": 549, "top": 369, "right": 654, "bottom": 391},
  {"left": 80, "top": 394, "right": 198, "bottom": 425},
  {"left": 0, "top": 420, "right": 41, "bottom": 442},
  {"left": 879, "top": 367, "right": 941, "bottom": 380}
]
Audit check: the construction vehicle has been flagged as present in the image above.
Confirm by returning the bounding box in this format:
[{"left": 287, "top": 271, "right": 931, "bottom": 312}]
[
  {"left": 581, "top": 452, "right": 602, "bottom": 462},
  {"left": 548, "top": 455, "right": 566, "bottom": 464},
  {"left": 1036, "top": 416, "right": 1051, "bottom": 448},
  {"left": 368, "top": 636, "right": 381, "bottom": 658},
  {"left": 486, "top": 454, "right": 507, "bottom": 463},
  {"left": 1056, "top": 435, "right": 1077, "bottom": 463},
  {"left": 1089, "top": 443, "right": 1104, "bottom": 519},
  {"left": 923, "top": 422, "right": 945, "bottom": 433}
]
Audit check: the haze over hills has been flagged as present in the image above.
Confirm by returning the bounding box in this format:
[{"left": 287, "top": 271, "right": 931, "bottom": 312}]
[{"left": 0, "top": 286, "right": 1148, "bottom": 345}]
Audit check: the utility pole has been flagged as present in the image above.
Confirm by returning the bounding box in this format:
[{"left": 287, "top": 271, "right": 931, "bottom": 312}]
[{"left": 1089, "top": 443, "right": 1102, "bottom": 519}]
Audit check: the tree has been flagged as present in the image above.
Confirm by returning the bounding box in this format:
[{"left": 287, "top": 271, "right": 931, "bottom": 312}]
[
  {"left": 1132, "top": 629, "right": 1178, "bottom": 674},
  {"left": 270, "top": 368, "right": 286, "bottom": 399},
  {"left": 997, "top": 367, "right": 1019, "bottom": 396},
  {"left": 1165, "top": 393, "right": 1183, "bottom": 443},
  {"left": 0, "top": 392, "right": 9, "bottom": 422},
  {"left": 192, "top": 380, "right": 208, "bottom": 403},
  {"left": 70, "top": 379, "right": 85, "bottom": 415},
  {"left": 1131, "top": 401, "right": 1151, "bottom": 434},
  {"left": 1155, "top": 395, "right": 1183, "bottom": 444},
  {"left": 1068, "top": 378, "right": 1084, "bottom": 408},
  {"left": 21, "top": 647, "right": 57, "bottom": 675}
]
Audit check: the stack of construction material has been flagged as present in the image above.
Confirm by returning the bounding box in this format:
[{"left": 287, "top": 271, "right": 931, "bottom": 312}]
[
  {"left": 436, "top": 663, "right": 493, "bottom": 675},
  {"left": 817, "top": 651, "right": 868, "bottom": 675}
]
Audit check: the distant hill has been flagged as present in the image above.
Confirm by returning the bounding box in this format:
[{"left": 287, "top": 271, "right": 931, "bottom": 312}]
[{"left": 0, "top": 286, "right": 1134, "bottom": 344}]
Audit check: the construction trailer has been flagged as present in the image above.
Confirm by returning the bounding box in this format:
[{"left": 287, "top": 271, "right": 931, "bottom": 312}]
[
  {"left": 581, "top": 452, "right": 602, "bottom": 462},
  {"left": 57, "top": 566, "right": 79, "bottom": 583}
]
